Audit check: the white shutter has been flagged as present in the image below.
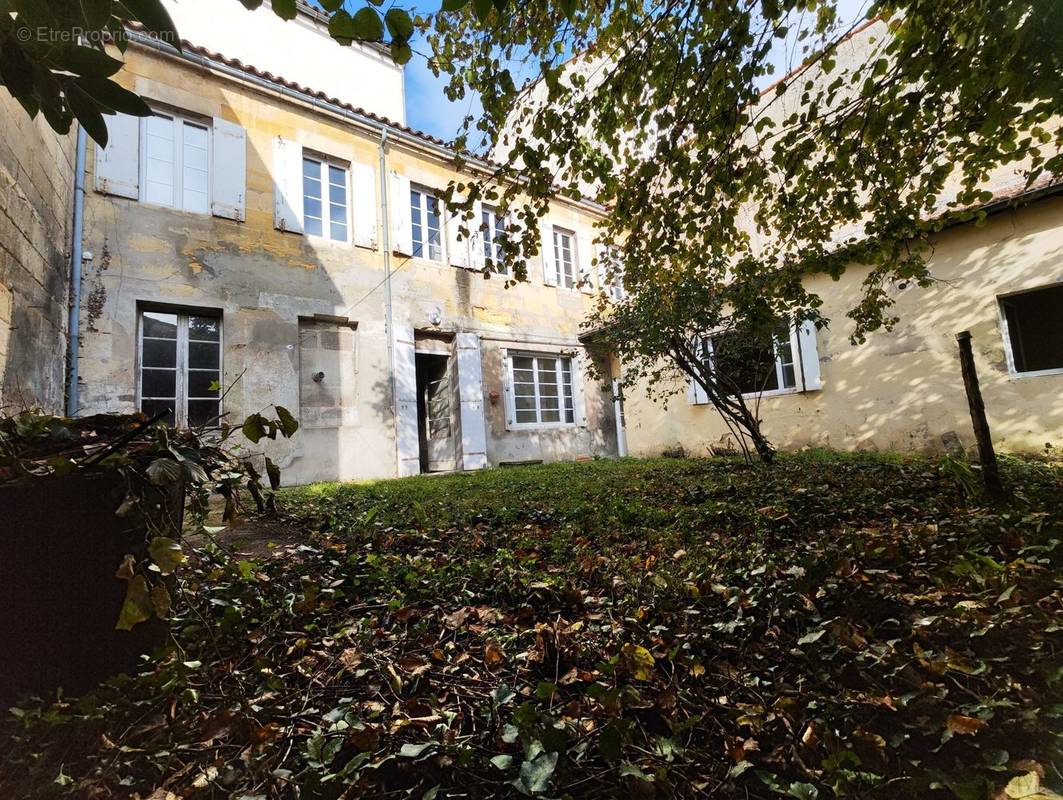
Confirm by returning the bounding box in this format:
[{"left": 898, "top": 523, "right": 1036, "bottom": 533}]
[
  {"left": 446, "top": 195, "right": 470, "bottom": 269},
  {"left": 687, "top": 337, "right": 709, "bottom": 405},
  {"left": 456, "top": 332, "right": 488, "bottom": 470},
  {"left": 273, "top": 136, "right": 303, "bottom": 234},
  {"left": 576, "top": 229, "right": 595, "bottom": 294},
  {"left": 540, "top": 221, "right": 558, "bottom": 286},
  {"left": 469, "top": 200, "right": 486, "bottom": 271},
  {"left": 390, "top": 171, "right": 413, "bottom": 255},
  {"left": 596, "top": 243, "right": 609, "bottom": 294},
  {"left": 394, "top": 322, "right": 420, "bottom": 476},
  {"left": 211, "top": 118, "right": 246, "bottom": 221},
  {"left": 351, "top": 162, "right": 378, "bottom": 249},
  {"left": 94, "top": 112, "right": 140, "bottom": 199},
  {"left": 500, "top": 347, "right": 516, "bottom": 430},
  {"left": 796, "top": 321, "right": 823, "bottom": 391},
  {"left": 572, "top": 352, "right": 588, "bottom": 427}
]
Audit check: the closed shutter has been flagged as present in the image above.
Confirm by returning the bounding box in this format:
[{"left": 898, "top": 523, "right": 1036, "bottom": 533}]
[
  {"left": 540, "top": 220, "right": 558, "bottom": 286},
  {"left": 687, "top": 338, "right": 709, "bottom": 405},
  {"left": 796, "top": 321, "right": 823, "bottom": 391},
  {"left": 500, "top": 347, "right": 515, "bottom": 430},
  {"left": 273, "top": 136, "right": 304, "bottom": 233},
  {"left": 94, "top": 112, "right": 140, "bottom": 199},
  {"left": 456, "top": 332, "right": 488, "bottom": 470},
  {"left": 446, "top": 194, "right": 470, "bottom": 269},
  {"left": 572, "top": 352, "right": 589, "bottom": 426},
  {"left": 576, "top": 229, "right": 595, "bottom": 294},
  {"left": 211, "top": 118, "right": 246, "bottom": 221},
  {"left": 390, "top": 171, "right": 413, "bottom": 255},
  {"left": 394, "top": 323, "right": 420, "bottom": 477},
  {"left": 469, "top": 200, "right": 486, "bottom": 271},
  {"left": 351, "top": 162, "right": 378, "bottom": 249}
]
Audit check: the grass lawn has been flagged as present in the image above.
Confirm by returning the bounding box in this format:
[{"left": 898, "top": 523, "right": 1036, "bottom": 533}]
[{"left": 2, "top": 454, "right": 1062, "bottom": 799}]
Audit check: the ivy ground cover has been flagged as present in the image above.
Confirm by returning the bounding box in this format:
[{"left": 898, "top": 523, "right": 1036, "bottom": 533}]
[{"left": 2, "top": 454, "right": 1062, "bottom": 799}]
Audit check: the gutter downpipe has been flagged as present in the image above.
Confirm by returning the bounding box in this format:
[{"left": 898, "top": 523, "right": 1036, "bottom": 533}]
[
  {"left": 65, "top": 126, "right": 87, "bottom": 418},
  {"left": 379, "top": 128, "right": 398, "bottom": 471}
]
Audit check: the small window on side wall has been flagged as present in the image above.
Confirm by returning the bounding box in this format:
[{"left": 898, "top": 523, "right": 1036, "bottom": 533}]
[
  {"left": 138, "top": 307, "right": 222, "bottom": 428},
  {"left": 999, "top": 284, "right": 1063, "bottom": 376}
]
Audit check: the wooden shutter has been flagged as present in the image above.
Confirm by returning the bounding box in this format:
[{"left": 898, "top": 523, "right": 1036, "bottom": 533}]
[
  {"left": 456, "top": 332, "right": 488, "bottom": 470},
  {"left": 390, "top": 171, "right": 413, "bottom": 255},
  {"left": 540, "top": 221, "right": 558, "bottom": 286},
  {"left": 351, "top": 162, "right": 378, "bottom": 249},
  {"left": 576, "top": 228, "right": 595, "bottom": 294},
  {"left": 572, "top": 353, "right": 588, "bottom": 426},
  {"left": 445, "top": 194, "right": 470, "bottom": 269},
  {"left": 94, "top": 112, "right": 140, "bottom": 199},
  {"left": 469, "top": 200, "right": 486, "bottom": 271},
  {"left": 796, "top": 321, "right": 823, "bottom": 391},
  {"left": 273, "top": 136, "right": 304, "bottom": 233},
  {"left": 211, "top": 118, "right": 246, "bottom": 221},
  {"left": 394, "top": 322, "right": 420, "bottom": 477},
  {"left": 687, "top": 338, "right": 709, "bottom": 405}
]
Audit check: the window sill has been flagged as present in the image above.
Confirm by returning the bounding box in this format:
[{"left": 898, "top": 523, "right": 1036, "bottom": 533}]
[
  {"left": 1007, "top": 367, "right": 1063, "bottom": 379},
  {"left": 507, "top": 421, "right": 580, "bottom": 432}
]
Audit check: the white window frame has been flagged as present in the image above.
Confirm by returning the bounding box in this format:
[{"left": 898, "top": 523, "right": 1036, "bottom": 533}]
[
  {"left": 136, "top": 307, "right": 223, "bottom": 428},
  {"left": 506, "top": 351, "right": 577, "bottom": 429},
  {"left": 552, "top": 226, "right": 578, "bottom": 289},
  {"left": 701, "top": 326, "right": 800, "bottom": 400},
  {"left": 997, "top": 284, "right": 1063, "bottom": 379},
  {"left": 410, "top": 186, "right": 445, "bottom": 262},
  {"left": 482, "top": 204, "right": 508, "bottom": 274},
  {"left": 138, "top": 110, "right": 212, "bottom": 214},
  {"left": 302, "top": 153, "right": 351, "bottom": 243}
]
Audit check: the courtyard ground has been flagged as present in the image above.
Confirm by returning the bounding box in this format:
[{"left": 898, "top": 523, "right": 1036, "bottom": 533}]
[{"left": 2, "top": 453, "right": 1062, "bottom": 799}]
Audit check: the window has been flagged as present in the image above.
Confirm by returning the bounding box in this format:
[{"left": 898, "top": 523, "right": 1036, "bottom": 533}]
[
  {"left": 481, "top": 205, "right": 508, "bottom": 273},
  {"left": 510, "top": 352, "right": 576, "bottom": 426},
  {"left": 600, "top": 247, "right": 625, "bottom": 300},
  {"left": 706, "top": 324, "right": 797, "bottom": 397},
  {"left": 999, "top": 284, "right": 1063, "bottom": 376},
  {"left": 303, "top": 156, "right": 349, "bottom": 241},
  {"left": 552, "top": 226, "right": 577, "bottom": 289},
  {"left": 141, "top": 112, "right": 210, "bottom": 213},
  {"left": 411, "top": 187, "right": 443, "bottom": 261},
  {"left": 138, "top": 309, "right": 221, "bottom": 428}
]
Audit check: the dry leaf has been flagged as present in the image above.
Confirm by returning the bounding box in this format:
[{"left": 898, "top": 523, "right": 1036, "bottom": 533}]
[
  {"left": 946, "top": 714, "right": 988, "bottom": 735},
  {"left": 484, "top": 641, "right": 505, "bottom": 667}
]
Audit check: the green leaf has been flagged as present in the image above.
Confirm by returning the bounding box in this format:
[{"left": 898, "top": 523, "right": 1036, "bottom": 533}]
[
  {"left": 120, "top": 0, "right": 181, "bottom": 48},
  {"left": 385, "top": 7, "right": 414, "bottom": 40},
  {"left": 148, "top": 536, "right": 185, "bottom": 575},
  {"left": 81, "top": 0, "right": 113, "bottom": 29},
  {"left": 472, "top": 0, "right": 493, "bottom": 22},
  {"left": 513, "top": 751, "right": 558, "bottom": 795},
  {"left": 319, "top": 0, "right": 344, "bottom": 10},
  {"left": 242, "top": 414, "right": 267, "bottom": 444},
  {"left": 619, "top": 761, "right": 653, "bottom": 782},
  {"left": 788, "top": 783, "right": 819, "bottom": 800},
  {"left": 797, "top": 629, "right": 825, "bottom": 645},
  {"left": 327, "top": 9, "right": 356, "bottom": 45},
  {"left": 275, "top": 405, "right": 299, "bottom": 438},
  {"left": 115, "top": 575, "right": 152, "bottom": 630},
  {"left": 490, "top": 754, "right": 513, "bottom": 770},
  {"left": 352, "top": 7, "right": 384, "bottom": 41},
  {"left": 270, "top": 0, "right": 298, "bottom": 20},
  {"left": 146, "top": 457, "right": 182, "bottom": 485},
  {"left": 620, "top": 643, "right": 655, "bottom": 680},
  {"left": 66, "top": 85, "right": 109, "bottom": 148},
  {"left": 390, "top": 41, "right": 413, "bottom": 65},
  {"left": 75, "top": 77, "right": 153, "bottom": 116},
  {"left": 49, "top": 45, "right": 124, "bottom": 77},
  {"left": 441, "top": 0, "right": 469, "bottom": 9},
  {"left": 399, "top": 742, "right": 435, "bottom": 758}
]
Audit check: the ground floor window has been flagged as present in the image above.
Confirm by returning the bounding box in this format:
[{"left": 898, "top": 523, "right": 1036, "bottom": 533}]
[
  {"left": 706, "top": 324, "right": 796, "bottom": 397},
  {"left": 1000, "top": 284, "right": 1063, "bottom": 376},
  {"left": 509, "top": 352, "right": 575, "bottom": 426},
  {"left": 138, "top": 308, "right": 221, "bottom": 427}
]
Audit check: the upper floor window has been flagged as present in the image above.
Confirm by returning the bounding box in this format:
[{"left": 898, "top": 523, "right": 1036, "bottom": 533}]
[
  {"left": 999, "top": 283, "right": 1063, "bottom": 376},
  {"left": 142, "top": 112, "right": 210, "bottom": 213},
  {"left": 482, "top": 205, "right": 507, "bottom": 273},
  {"left": 552, "top": 226, "right": 577, "bottom": 289},
  {"left": 509, "top": 352, "right": 576, "bottom": 426},
  {"left": 303, "top": 156, "right": 349, "bottom": 242},
  {"left": 704, "top": 324, "right": 797, "bottom": 397},
  {"left": 411, "top": 187, "right": 443, "bottom": 261},
  {"left": 138, "top": 308, "right": 222, "bottom": 428}
]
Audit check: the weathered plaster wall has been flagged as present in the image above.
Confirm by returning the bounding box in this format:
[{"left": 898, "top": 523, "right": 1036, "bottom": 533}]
[
  {"left": 77, "top": 45, "right": 617, "bottom": 484},
  {"left": 624, "top": 196, "right": 1063, "bottom": 457},
  {"left": 0, "top": 91, "right": 75, "bottom": 412}
]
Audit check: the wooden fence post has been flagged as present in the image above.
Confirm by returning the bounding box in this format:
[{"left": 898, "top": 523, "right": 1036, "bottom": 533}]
[{"left": 955, "top": 331, "right": 1006, "bottom": 500}]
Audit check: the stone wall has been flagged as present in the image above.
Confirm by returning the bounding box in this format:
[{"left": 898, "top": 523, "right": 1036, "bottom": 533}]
[{"left": 0, "top": 91, "right": 76, "bottom": 413}]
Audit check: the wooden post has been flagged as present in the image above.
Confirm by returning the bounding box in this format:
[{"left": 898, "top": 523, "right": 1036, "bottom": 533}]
[{"left": 955, "top": 331, "right": 1006, "bottom": 500}]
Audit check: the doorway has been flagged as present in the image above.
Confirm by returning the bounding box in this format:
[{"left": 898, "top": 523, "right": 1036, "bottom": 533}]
[{"left": 416, "top": 351, "right": 459, "bottom": 473}]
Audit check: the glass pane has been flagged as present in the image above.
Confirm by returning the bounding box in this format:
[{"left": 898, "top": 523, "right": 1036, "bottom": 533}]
[
  {"left": 142, "top": 368, "right": 176, "bottom": 398},
  {"left": 515, "top": 396, "right": 537, "bottom": 411},
  {"left": 305, "top": 216, "right": 323, "bottom": 237},
  {"left": 303, "top": 175, "right": 322, "bottom": 199},
  {"left": 188, "top": 370, "right": 220, "bottom": 398},
  {"left": 329, "top": 183, "right": 347, "bottom": 205},
  {"left": 188, "top": 341, "right": 220, "bottom": 369},
  {"left": 330, "top": 203, "right": 347, "bottom": 223},
  {"left": 188, "top": 400, "right": 220, "bottom": 428},
  {"left": 142, "top": 337, "right": 177, "bottom": 368},
  {"left": 189, "top": 316, "right": 220, "bottom": 341},
  {"left": 515, "top": 408, "right": 537, "bottom": 423},
  {"left": 330, "top": 222, "right": 348, "bottom": 242},
  {"left": 141, "top": 399, "right": 175, "bottom": 427},
  {"left": 304, "top": 197, "right": 323, "bottom": 220},
  {"left": 782, "top": 364, "right": 797, "bottom": 389},
  {"left": 540, "top": 407, "right": 560, "bottom": 423},
  {"left": 143, "top": 311, "right": 178, "bottom": 339},
  {"left": 328, "top": 165, "right": 346, "bottom": 186}
]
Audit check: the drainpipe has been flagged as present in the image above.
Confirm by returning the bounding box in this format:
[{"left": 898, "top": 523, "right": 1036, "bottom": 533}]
[
  {"left": 379, "top": 129, "right": 398, "bottom": 464},
  {"left": 65, "top": 126, "right": 87, "bottom": 418}
]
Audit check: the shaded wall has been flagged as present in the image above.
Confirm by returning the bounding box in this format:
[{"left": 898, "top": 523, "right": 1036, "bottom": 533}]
[{"left": 0, "top": 92, "right": 76, "bottom": 412}]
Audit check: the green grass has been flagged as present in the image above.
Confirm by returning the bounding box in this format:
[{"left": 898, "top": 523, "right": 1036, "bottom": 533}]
[{"left": 3, "top": 454, "right": 1062, "bottom": 799}]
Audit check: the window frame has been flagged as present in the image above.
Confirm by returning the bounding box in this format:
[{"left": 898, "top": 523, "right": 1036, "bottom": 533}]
[
  {"left": 506, "top": 351, "right": 577, "bottom": 429},
  {"left": 302, "top": 152, "right": 352, "bottom": 243},
  {"left": 410, "top": 185, "right": 445, "bottom": 262},
  {"left": 700, "top": 325, "right": 800, "bottom": 401},
  {"left": 138, "top": 109, "right": 213, "bottom": 214},
  {"left": 552, "top": 225, "right": 578, "bottom": 290},
  {"left": 136, "top": 305, "right": 223, "bottom": 429},
  {"left": 481, "top": 204, "right": 508, "bottom": 274},
  {"left": 997, "top": 284, "right": 1063, "bottom": 379}
]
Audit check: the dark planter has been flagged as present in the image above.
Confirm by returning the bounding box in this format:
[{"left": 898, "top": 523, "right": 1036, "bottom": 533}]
[{"left": 0, "top": 471, "right": 178, "bottom": 701}]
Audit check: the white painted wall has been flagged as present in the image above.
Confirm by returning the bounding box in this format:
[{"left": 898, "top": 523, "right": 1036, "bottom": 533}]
[{"left": 161, "top": 0, "right": 406, "bottom": 125}]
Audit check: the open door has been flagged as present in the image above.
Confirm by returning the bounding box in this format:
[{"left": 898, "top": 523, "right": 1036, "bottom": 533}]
[{"left": 416, "top": 350, "right": 459, "bottom": 473}]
